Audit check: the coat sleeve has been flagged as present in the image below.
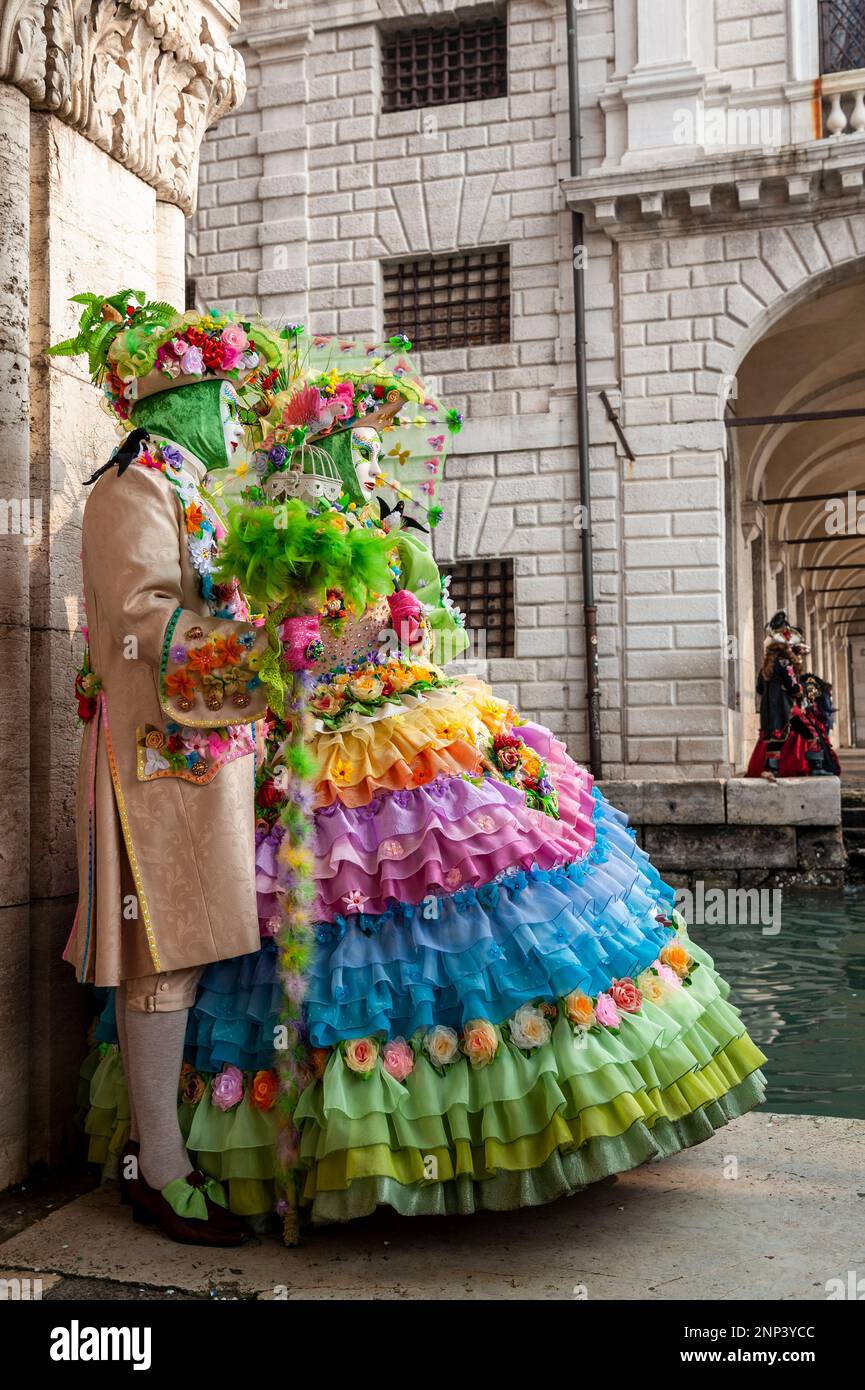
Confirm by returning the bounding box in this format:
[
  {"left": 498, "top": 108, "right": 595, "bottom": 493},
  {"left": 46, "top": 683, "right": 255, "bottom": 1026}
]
[{"left": 83, "top": 463, "right": 271, "bottom": 727}]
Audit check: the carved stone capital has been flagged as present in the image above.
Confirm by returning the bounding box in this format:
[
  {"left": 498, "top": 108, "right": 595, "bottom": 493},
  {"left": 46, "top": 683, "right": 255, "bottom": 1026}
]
[{"left": 0, "top": 1, "right": 245, "bottom": 213}]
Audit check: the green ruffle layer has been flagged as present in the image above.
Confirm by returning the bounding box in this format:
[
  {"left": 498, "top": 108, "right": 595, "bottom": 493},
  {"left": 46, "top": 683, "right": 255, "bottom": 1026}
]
[
  {"left": 78, "top": 934, "right": 767, "bottom": 1222},
  {"left": 304, "top": 1070, "right": 765, "bottom": 1223}
]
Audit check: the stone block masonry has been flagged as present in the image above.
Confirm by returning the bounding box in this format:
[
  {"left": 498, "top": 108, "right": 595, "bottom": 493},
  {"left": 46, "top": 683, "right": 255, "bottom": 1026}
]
[{"left": 599, "top": 776, "right": 845, "bottom": 889}]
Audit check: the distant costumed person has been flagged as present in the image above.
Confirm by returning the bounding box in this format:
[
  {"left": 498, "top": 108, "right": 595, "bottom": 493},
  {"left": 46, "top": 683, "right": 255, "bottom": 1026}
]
[
  {"left": 61, "top": 292, "right": 767, "bottom": 1246},
  {"left": 745, "top": 611, "right": 840, "bottom": 779}
]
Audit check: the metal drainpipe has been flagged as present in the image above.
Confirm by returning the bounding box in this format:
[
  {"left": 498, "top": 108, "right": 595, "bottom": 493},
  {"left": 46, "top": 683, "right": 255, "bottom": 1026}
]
[{"left": 565, "top": 0, "right": 602, "bottom": 778}]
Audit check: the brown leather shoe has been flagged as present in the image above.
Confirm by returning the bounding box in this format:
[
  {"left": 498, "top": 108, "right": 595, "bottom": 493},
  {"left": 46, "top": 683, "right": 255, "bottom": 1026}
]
[
  {"left": 186, "top": 1169, "right": 248, "bottom": 1239},
  {"left": 131, "top": 1171, "right": 246, "bottom": 1248}
]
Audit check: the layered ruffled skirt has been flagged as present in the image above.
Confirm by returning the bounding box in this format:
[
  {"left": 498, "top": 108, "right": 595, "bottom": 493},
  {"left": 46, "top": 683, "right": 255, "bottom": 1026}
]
[{"left": 82, "top": 677, "right": 766, "bottom": 1223}]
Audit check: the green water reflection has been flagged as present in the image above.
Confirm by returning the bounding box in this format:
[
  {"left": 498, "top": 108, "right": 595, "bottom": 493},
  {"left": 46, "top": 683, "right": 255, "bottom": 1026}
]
[{"left": 700, "top": 888, "right": 865, "bottom": 1120}]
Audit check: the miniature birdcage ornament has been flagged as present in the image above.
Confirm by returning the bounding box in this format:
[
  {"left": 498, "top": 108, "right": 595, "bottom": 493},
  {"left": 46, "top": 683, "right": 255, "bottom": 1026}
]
[{"left": 263, "top": 441, "right": 345, "bottom": 503}]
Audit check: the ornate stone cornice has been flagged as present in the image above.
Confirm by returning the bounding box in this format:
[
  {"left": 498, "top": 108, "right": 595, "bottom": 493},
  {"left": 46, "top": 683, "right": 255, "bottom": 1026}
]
[
  {"left": 0, "top": 1, "right": 245, "bottom": 212},
  {"left": 562, "top": 139, "right": 865, "bottom": 237}
]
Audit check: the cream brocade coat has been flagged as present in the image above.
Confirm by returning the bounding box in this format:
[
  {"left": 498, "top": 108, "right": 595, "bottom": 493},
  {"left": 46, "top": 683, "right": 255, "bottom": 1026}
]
[{"left": 65, "top": 450, "right": 269, "bottom": 986}]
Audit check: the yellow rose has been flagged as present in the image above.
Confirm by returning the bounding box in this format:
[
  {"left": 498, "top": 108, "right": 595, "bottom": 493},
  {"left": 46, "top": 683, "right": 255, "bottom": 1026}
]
[
  {"left": 387, "top": 667, "right": 413, "bottom": 692},
  {"left": 659, "top": 942, "right": 692, "bottom": 979},
  {"left": 461, "top": 1019, "right": 500, "bottom": 1068},
  {"left": 349, "top": 674, "right": 383, "bottom": 701},
  {"left": 636, "top": 969, "right": 668, "bottom": 1004},
  {"left": 563, "top": 990, "right": 596, "bottom": 1028}
]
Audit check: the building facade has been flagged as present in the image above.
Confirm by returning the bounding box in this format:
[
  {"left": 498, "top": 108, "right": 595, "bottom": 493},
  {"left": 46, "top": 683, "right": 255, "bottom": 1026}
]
[{"left": 189, "top": 0, "right": 865, "bottom": 780}]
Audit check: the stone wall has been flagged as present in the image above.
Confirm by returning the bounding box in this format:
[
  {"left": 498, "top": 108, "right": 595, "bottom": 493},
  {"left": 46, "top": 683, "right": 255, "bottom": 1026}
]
[{"left": 600, "top": 775, "right": 845, "bottom": 890}]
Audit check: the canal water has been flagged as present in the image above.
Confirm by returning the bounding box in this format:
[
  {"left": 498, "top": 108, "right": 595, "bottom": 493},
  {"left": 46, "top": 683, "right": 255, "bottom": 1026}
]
[{"left": 702, "top": 888, "right": 865, "bottom": 1120}]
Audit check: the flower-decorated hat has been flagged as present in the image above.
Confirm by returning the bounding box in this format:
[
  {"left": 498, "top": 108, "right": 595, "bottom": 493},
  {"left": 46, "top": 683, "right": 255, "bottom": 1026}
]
[
  {"left": 244, "top": 329, "right": 464, "bottom": 525},
  {"left": 46, "top": 289, "right": 283, "bottom": 423}
]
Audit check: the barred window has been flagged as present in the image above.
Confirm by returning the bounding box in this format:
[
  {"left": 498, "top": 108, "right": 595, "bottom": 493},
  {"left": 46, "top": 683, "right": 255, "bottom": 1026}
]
[
  {"left": 382, "top": 17, "right": 508, "bottom": 113},
  {"left": 383, "top": 248, "right": 510, "bottom": 351},
  {"left": 446, "top": 558, "right": 515, "bottom": 660},
  {"left": 820, "top": 0, "right": 865, "bottom": 73}
]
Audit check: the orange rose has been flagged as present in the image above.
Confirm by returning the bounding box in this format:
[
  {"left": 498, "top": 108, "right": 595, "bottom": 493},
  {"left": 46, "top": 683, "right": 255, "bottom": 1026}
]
[
  {"left": 250, "top": 1069, "right": 279, "bottom": 1110},
  {"left": 308, "top": 1048, "right": 330, "bottom": 1081},
  {"left": 659, "top": 942, "right": 692, "bottom": 979},
  {"left": 563, "top": 990, "right": 596, "bottom": 1028},
  {"left": 461, "top": 1019, "right": 500, "bottom": 1068}
]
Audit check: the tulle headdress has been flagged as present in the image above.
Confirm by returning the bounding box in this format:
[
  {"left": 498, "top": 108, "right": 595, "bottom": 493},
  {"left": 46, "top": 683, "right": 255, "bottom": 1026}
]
[{"left": 239, "top": 328, "right": 464, "bottom": 527}]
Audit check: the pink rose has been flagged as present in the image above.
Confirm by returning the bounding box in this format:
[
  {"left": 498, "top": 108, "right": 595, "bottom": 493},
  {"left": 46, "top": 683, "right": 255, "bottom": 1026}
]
[
  {"left": 211, "top": 1064, "right": 244, "bottom": 1111},
  {"left": 280, "top": 614, "right": 322, "bottom": 670},
  {"left": 220, "top": 345, "right": 243, "bottom": 371},
  {"left": 595, "top": 993, "right": 621, "bottom": 1028},
  {"left": 609, "top": 977, "right": 642, "bottom": 1014},
  {"left": 388, "top": 589, "right": 423, "bottom": 647},
  {"left": 655, "top": 962, "right": 682, "bottom": 990},
  {"left": 382, "top": 1037, "right": 414, "bottom": 1083},
  {"left": 222, "top": 323, "right": 249, "bottom": 351}
]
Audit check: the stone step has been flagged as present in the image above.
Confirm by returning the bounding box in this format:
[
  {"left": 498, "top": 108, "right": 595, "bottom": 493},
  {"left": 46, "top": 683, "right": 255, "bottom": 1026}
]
[{"left": 842, "top": 807, "right": 865, "bottom": 828}]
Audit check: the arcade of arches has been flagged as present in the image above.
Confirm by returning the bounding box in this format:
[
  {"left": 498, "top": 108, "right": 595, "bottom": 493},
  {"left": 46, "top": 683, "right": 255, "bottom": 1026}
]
[{"left": 726, "top": 270, "right": 865, "bottom": 770}]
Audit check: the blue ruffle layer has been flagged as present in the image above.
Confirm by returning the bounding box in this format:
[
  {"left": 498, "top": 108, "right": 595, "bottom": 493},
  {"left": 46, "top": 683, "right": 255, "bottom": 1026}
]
[
  {"left": 184, "top": 937, "right": 281, "bottom": 1073},
  {"left": 184, "top": 789, "right": 676, "bottom": 1065}
]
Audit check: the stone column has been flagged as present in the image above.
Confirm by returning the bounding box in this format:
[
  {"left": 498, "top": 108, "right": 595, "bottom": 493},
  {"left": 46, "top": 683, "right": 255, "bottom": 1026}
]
[
  {"left": 156, "top": 202, "right": 188, "bottom": 308},
  {"left": 0, "top": 80, "right": 31, "bottom": 1190}
]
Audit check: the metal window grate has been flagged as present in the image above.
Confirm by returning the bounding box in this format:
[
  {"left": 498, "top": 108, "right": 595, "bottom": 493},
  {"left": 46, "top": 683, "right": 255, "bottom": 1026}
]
[
  {"left": 382, "top": 17, "right": 507, "bottom": 112},
  {"left": 383, "top": 248, "right": 510, "bottom": 351},
  {"left": 820, "top": 0, "right": 865, "bottom": 73},
  {"left": 446, "top": 558, "right": 515, "bottom": 660}
]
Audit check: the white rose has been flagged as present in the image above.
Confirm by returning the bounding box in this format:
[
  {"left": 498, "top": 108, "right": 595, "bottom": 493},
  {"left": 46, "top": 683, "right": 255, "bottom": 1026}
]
[
  {"left": 508, "top": 1003, "right": 551, "bottom": 1051},
  {"left": 424, "top": 1025, "right": 460, "bottom": 1066}
]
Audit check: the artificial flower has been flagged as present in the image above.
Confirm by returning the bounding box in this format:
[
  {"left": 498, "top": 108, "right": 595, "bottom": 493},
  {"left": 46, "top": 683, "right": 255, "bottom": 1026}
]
[
  {"left": 179, "top": 1066, "right": 206, "bottom": 1105},
  {"left": 659, "top": 942, "right": 692, "bottom": 979},
  {"left": 343, "top": 1037, "right": 379, "bottom": 1076},
  {"left": 636, "top": 968, "right": 668, "bottom": 1005},
  {"left": 343, "top": 888, "right": 369, "bottom": 912},
  {"left": 250, "top": 1069, "right": 279, "bottom": 1110},
  {"left": 211, "top": 1064, "right": 244, "bottom": 1111},
  {"left": 609, "top": 978, "right": 642, "bottom": 1014},
  {"left": 382, "top": 1037, "right": 414, "bottom": 1083},
  {"left": 594, "top": 993, "right": 621, "bottom": 1028},
  {"left": 462, "top": 1018, "right": 500, "bottom": 1068},
  {"left": 424, "top": 1024, "right": 460, "bottom": 1067},
  {"left": 508, "top": 1003, "right": 552, "bottom": 1050}
]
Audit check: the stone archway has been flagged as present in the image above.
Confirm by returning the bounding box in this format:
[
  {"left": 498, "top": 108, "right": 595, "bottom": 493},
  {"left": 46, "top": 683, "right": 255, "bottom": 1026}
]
[
  {"left": 605, "top": 214, "right": 865, "bottom": 776},
  {"left": 729, "top": 267, "right": 865, "bottom": 765}
]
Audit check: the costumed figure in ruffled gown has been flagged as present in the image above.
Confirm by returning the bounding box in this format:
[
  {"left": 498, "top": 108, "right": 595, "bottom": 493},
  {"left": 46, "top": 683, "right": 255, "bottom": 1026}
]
[
  {"left": 746, "top": 612, "right": 840, "bottom": 779},
  {"left": 79, "top": 326, "right": 767, "bottom": 1241},
  {"left": 186, "top": 333, "right": 769, "bottom": 1234}
]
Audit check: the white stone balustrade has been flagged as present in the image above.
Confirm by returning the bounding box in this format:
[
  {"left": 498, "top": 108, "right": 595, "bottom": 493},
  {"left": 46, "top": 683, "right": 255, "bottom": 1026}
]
[{"left": 823, "top": 70, "right": 865, "bottom": 137}]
